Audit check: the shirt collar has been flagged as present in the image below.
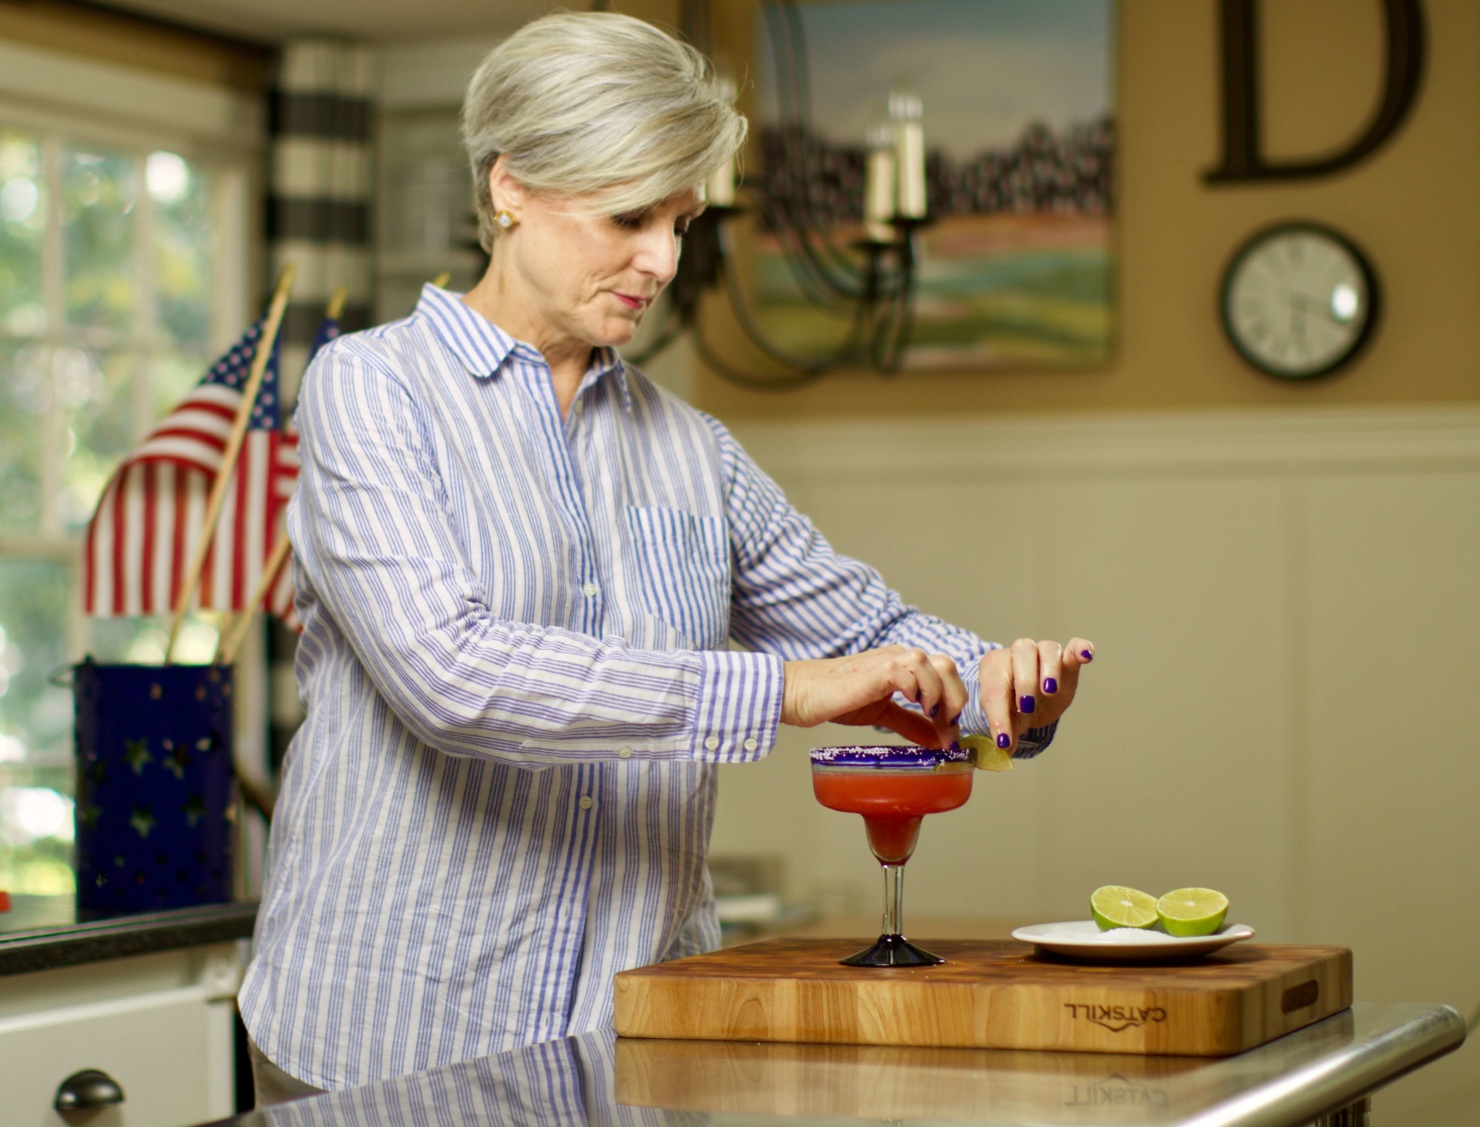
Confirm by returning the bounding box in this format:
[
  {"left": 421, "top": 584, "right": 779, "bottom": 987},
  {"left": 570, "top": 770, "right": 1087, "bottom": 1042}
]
[{"left": 415, "top": 284, "right": 632, "bottom": 412}]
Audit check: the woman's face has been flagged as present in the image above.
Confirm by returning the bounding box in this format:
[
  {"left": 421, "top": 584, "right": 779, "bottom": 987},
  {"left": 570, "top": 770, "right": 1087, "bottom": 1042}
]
[{"left": 493, "top": 176, "right": 704, "bottom": 354}]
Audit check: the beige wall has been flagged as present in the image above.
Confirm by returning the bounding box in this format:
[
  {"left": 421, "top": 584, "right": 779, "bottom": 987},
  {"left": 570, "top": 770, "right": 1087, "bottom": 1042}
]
[{"left": 685, "top": 0, "right": 1480, "bottom": 419}]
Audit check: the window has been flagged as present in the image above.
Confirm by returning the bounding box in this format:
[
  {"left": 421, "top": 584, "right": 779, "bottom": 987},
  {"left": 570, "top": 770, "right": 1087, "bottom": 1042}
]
[{"left": 0, "top": 109, "right": 254, "bottom": 894}]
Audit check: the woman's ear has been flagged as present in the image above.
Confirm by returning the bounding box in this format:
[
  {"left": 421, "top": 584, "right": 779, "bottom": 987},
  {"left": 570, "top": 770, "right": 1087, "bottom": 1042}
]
[{"left": 487, "top": 156, "right": 527, "bottom": 215}]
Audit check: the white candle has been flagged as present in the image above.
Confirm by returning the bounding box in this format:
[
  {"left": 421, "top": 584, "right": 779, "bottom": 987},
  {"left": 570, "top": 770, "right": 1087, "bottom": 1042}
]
[
  {"left": 706, "top": 155, "right": 735, "bottom": 207},
  {"left": 863, "top": 123, "right": 896, "bottom": 243},
  {"left": 890, "top": 89, "right": 926, "bottom": 219},
  {"left": 707, "top": 76, "right": 738, "bottom": 206}
]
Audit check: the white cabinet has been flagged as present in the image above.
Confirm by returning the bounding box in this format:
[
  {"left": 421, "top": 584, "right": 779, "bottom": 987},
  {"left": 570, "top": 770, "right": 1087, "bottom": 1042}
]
[{"left": 0, "top": 944, "right": 242, "bottom": 1127}]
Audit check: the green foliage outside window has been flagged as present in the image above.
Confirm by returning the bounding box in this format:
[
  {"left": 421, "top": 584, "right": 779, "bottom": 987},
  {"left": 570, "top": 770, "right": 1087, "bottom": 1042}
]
[{"left": 0, "top": 123, "right": 227, "bottom": 896}]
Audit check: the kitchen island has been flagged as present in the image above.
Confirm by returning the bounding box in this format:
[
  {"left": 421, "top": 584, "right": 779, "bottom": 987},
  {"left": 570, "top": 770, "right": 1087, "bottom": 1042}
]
[{"left": 203, "top": 1001, "right": 1462, "bottom": 1127}]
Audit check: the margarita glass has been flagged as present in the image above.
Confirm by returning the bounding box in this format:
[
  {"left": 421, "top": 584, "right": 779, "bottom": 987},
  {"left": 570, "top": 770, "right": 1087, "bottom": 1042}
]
[{"left": 810, "top": 744, "right": 975, "bottom": 966}]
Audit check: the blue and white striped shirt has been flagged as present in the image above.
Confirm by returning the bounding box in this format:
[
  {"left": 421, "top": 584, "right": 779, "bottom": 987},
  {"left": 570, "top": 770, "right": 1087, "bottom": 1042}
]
[{"left": 240, "top": 285, "right": 1049, "bottom": 1088}]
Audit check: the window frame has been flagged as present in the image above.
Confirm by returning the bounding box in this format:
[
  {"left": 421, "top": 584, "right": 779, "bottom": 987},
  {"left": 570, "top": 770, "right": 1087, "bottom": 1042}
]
[{"left": 0, "top": 42, "right": 268, "bottom": 883}]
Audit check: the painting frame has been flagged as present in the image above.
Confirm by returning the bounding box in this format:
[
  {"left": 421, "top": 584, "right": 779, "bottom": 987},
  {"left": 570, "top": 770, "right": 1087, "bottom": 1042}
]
[{"left": 721, "top": 0, "right": 1118, "bottom": 373}]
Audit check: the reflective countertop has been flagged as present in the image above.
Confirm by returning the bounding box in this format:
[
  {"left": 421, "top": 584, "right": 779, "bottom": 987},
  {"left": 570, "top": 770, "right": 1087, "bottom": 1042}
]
[
  {"left": 224, "top": 1002, "right": 1464, "bottom": 1127},
  {"left": 0, "top": 893, "right": 257, "bottom": 976}
]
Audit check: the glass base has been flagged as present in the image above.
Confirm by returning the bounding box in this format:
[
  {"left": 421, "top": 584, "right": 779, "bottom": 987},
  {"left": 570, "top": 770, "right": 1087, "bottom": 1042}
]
[{"left": 840, "top": 933, "right": 945, "bottom": 967}]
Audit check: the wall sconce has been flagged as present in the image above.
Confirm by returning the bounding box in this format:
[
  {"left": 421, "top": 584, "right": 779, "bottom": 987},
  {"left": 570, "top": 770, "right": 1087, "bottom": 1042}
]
[{"left": 634, "top": 0, "right": 932, "bottom": 389}]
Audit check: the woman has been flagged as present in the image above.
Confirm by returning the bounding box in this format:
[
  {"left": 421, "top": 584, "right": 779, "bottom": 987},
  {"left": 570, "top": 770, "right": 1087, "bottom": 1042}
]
[{"left": 240, "top": 10, "right": 1093, "bottom": 1103}]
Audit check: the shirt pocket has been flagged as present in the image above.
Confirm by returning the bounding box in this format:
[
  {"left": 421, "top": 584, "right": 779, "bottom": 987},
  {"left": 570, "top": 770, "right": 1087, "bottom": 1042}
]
[{"left": 625, "top": 505, "right": 732, "bottom": 650}]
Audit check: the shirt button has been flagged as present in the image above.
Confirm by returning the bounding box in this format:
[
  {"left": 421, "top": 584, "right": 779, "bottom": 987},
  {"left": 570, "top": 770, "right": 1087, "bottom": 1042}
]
[
  {"left": 704, "top": 736, "right": 720, "bottom": 751},
  {"left": 743, "top": 737, "right": 758, "bottom": 753},
  {"left": 617, "top": 745, "right": 633, "bottom": 759},
  {"left": 582, "top": 581, "right": 600, "bottom": 598},
  {"left": 578, "top": 795, "right": 594, "bottom": 811}
]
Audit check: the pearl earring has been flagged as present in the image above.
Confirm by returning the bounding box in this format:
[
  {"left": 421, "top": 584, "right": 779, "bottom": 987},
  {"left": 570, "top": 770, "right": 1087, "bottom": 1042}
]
[{"left": 494, "top": 210, "right": 518, "bottom": 230}]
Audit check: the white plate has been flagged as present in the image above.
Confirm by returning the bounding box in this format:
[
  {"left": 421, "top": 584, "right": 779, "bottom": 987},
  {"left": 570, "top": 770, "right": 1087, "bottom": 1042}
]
[{"left": 1011, "top": 920, "right": 1256, "bottom": 961}]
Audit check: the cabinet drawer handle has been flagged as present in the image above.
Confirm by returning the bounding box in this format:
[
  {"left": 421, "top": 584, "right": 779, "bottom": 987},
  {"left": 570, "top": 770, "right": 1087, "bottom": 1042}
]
[{"left": 55, "top": 1069, "right": 125, "bottom": 1112}]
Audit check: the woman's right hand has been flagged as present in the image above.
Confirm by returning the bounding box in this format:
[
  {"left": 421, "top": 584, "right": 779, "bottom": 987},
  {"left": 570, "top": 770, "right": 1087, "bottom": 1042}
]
[{"left": 781, "top": 646, "right": 967, "bottom": 749}]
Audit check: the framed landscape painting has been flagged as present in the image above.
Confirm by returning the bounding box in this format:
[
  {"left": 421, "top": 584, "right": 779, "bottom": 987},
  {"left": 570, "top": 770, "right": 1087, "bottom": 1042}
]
[{"left": 745, "top": 0, "right": 1116, "bottom": 370}]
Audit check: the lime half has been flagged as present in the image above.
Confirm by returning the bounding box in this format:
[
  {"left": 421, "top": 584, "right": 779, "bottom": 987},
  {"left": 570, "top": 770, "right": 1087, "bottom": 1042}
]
[
  {"left": 1156, "top": 888, "right": 1229, "bottom": 937},
  {"left": 960, "top": 734, "right": 1013, "bottom": 772},
  {"left": 1090, "top": 885, "right": 1159, "bottom": 931}
]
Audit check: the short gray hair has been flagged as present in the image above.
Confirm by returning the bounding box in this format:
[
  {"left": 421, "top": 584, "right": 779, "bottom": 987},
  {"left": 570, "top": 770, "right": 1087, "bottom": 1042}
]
[{"left": 461, "top": 10, "right": 747, "bottom": 251}]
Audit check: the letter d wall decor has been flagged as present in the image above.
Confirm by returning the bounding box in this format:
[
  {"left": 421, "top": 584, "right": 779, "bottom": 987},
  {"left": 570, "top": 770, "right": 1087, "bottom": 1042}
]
[{"left": 1206, "top": 0, "right": 1426, "bottom": 183}]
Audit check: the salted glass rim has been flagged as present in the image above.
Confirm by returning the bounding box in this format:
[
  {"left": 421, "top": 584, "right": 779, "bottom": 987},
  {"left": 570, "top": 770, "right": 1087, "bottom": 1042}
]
[{"left": 808, "top": 744, "right": 974, "bottom": 769}]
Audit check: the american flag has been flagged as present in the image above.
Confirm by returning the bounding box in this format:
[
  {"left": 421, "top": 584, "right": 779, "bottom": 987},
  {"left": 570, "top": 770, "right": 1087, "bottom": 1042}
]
[{"left": 83, "top": 320, "right": 298, "bottom": 620}]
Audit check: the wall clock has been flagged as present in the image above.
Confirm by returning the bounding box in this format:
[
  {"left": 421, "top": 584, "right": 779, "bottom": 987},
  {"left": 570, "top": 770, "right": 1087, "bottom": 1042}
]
[{"left": 1219, "top": 221, "right": 1380, "bottom": 379}]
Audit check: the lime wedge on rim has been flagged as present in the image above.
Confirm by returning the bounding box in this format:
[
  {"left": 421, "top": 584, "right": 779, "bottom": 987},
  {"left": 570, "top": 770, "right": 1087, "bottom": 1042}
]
[
  {"left": 1156, "top": 888, "right": 1229, "bottom": 937},
  {"left": 1090, "top": 885, "right": 1159, "bottom": 930},
  {"left": 959, "top": 734, "right": 1013, "bottom": 772}
]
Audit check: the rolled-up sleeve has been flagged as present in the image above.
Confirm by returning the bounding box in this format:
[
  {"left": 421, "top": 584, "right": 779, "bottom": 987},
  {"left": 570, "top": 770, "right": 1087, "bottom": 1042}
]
[
  {"left": 290, "top": 343, "right": 782, "bottom": 766},
  {"left": 709, "top": 414, "right": 1055, "bottom": 757}
]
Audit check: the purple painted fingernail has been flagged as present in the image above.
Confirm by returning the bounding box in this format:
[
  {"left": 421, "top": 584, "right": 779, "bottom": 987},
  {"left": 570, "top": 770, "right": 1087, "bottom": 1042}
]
[
  {"left": 949, "top": 713, "right": 961, "bottom": 726},
  {"left": 1080, "top": 649, "right": 1093, "bottom": 661},
  {"left": 1043, "top": 677, "right": 1058, "bottom": 694},
  {"left": 996, "top": 732, "right": 1011, "bottom": 748},
  {"left": 1019, "top": 694, "right": 1036, "bottom": 714},
  {"left": 929, "top": 704, "right": 939, "bottom": 718}
]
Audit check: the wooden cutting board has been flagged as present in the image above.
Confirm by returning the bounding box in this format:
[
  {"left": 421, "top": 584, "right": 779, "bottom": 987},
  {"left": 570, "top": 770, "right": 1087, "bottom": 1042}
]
[{"left": 613, "top": 938, "right": 1352, "bottom": 1056}]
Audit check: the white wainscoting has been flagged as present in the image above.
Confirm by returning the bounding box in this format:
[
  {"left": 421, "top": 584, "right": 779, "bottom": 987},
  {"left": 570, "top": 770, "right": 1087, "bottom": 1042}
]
[{"left": 711, "top": 405, "right": 1480, "bottom": 1123}]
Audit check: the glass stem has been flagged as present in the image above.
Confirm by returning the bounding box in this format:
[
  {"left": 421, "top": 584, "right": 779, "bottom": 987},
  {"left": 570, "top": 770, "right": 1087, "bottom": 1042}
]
[{"left": 881, "top": 862, "right": 905, "bottom": 937}]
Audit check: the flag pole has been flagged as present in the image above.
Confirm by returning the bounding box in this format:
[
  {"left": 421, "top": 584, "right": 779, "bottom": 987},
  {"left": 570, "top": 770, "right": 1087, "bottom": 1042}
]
[
  {"left": 325, "top": 283, "right": 348, "bottom": 322},
  {"left": 215, "top": 533, "right": 292, "bottom": 665},
  {"left": 212, "top": 283, "right": 348, "bottom": 666},
  {"left": 166, "top": 265, "right": 296, "bottom": 664}
]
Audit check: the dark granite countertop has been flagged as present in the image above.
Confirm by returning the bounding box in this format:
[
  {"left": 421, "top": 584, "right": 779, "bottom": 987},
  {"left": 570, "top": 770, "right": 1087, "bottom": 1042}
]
[{"left": 0, "top": 893, "right": 258, "bottom": 976}]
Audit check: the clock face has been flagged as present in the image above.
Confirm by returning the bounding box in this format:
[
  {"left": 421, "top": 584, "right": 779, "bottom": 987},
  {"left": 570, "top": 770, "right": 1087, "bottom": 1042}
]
[{"left": 1221, "top": 223, "right": 1378, "bottom": 378}]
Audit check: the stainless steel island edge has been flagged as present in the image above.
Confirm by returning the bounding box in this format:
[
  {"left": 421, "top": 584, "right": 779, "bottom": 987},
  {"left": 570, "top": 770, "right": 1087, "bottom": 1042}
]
[{"left": 210, "top": 1002, "right": 1465, "bottom": 1127}]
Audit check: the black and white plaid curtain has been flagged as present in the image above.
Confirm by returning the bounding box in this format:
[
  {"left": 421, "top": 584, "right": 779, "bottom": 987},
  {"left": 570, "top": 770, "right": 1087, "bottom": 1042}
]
[
  {"left": 266, "top": 41, "right": 374, "bottom": 773},
  {"left": 269, "top": 41, "right": 374, "bottom": 396}
]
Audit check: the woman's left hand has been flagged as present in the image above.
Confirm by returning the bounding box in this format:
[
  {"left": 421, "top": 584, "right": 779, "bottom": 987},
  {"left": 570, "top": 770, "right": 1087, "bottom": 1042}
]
[{"left": 979, "top": 638, "right": 1094, "bottom": 754}]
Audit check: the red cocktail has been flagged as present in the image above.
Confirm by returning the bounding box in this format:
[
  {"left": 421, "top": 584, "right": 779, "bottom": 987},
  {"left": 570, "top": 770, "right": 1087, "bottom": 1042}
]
[
  {"left": 812, "top": 766, "right": 974, "bottom": 862},
  {"left": 810, "top": 744, "right": 975, "bottom": 966}
]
